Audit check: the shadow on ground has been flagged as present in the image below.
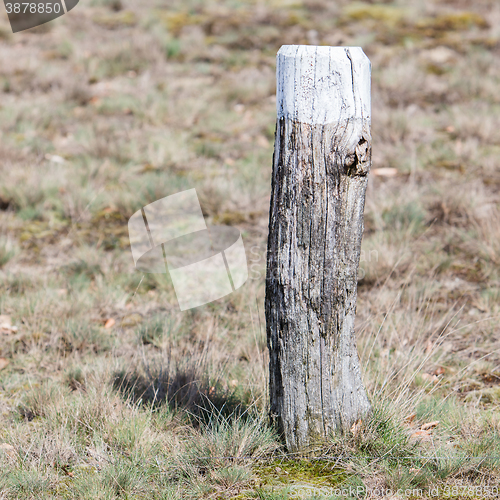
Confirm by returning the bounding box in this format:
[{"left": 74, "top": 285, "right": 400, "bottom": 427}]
[{"left": 112, "top": 359, "right": 249, "bottom": 425}]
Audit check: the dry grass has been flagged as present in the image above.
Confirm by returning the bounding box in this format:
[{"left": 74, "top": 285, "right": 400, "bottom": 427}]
[{"left": 0, "top": 0, "right": 500, "bottom": 498}]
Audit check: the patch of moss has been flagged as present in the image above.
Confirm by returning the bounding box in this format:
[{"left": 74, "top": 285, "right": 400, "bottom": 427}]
[
  {"left": 92, "top": 10, "right": 137, "bottom": 29},
  {"left": 343, "top": 3, "right": 406, "bottom": 27},
  {"left": 341, "top": 3, "right": 417, "bottom": 46},
  {"left": 416, "top": 12, "right": 489, "bottom": 33},
  {"left": 252, "top": 458, "right": 348, "bottom": 487},
  {"left": 158, "top": 11, "right": 204, "bottom": 37},
  {"left": 214, "top": 211, "right": 247, "bottom": 226}
]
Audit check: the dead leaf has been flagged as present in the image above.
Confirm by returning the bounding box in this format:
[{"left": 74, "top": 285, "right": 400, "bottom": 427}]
[
  {"left": 0, "top": 358, "right": 9, "bottom": 370},
  {"left": 371, "top": 167, "right": 398, "bottom": 177},
  {"left": 0, "top": 314, "right": 18, "bottom": 335},
  {"left": 0, "top": 443, "right": 17, "bottom": 458},
  {"left": 104, "top": 318, "right": 116, "bottom": 329},
  {"left": 481, "top": 372, "right": 500, "bottom": 384},
  {"left": 421, "top": 420, "right": 439, "bottom": 430},
  {"left": 405, "top": 413, "right": 417, "bottom": 424},
  {"left": 0, "top": 315, "right": 11, "bottom": 328},
  {"left": 425, "top": 340, "right": 433, "bottom": 354},
  {"left": 350, "top": 418, "right": 363, "bottom": 437},
  {"left": 0, "top": 315, "right": 18, "bottom": 335},
  {"left": 411, "top": 429, "right": 432, "bottom": 441}
]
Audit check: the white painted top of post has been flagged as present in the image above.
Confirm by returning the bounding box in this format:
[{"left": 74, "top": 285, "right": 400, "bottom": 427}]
[{"left": 276, "top": 46, "right": 371, "bottom": 126}]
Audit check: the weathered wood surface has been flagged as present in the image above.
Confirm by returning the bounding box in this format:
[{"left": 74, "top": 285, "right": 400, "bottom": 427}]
[{"left": 265, "top": 46, "right": 372, "bottom": 452}]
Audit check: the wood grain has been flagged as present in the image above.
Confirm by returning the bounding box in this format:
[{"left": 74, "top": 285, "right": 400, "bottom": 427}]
[{"left": 266, "top": 46, "right": 372, "bottom": 452}]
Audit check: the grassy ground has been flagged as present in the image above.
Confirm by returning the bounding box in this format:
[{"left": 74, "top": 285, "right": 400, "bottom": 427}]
[{"left": 0, "top": 0, "right": 500, "bottom": 498}]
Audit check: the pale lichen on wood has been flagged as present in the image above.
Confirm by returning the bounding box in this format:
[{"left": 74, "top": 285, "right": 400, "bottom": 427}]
[{"left": 266, "top": 46, "right": 372, "bottom": 452}]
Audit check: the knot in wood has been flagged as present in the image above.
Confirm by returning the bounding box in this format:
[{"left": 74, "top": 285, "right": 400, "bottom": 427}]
[{"left": 345, "top": 136, "right": 371, "bottom": 177}]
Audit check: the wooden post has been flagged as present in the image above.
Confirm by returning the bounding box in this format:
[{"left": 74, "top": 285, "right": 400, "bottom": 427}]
[{"left": 265, "top": 46, "right": 372, "bottom": 452}]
